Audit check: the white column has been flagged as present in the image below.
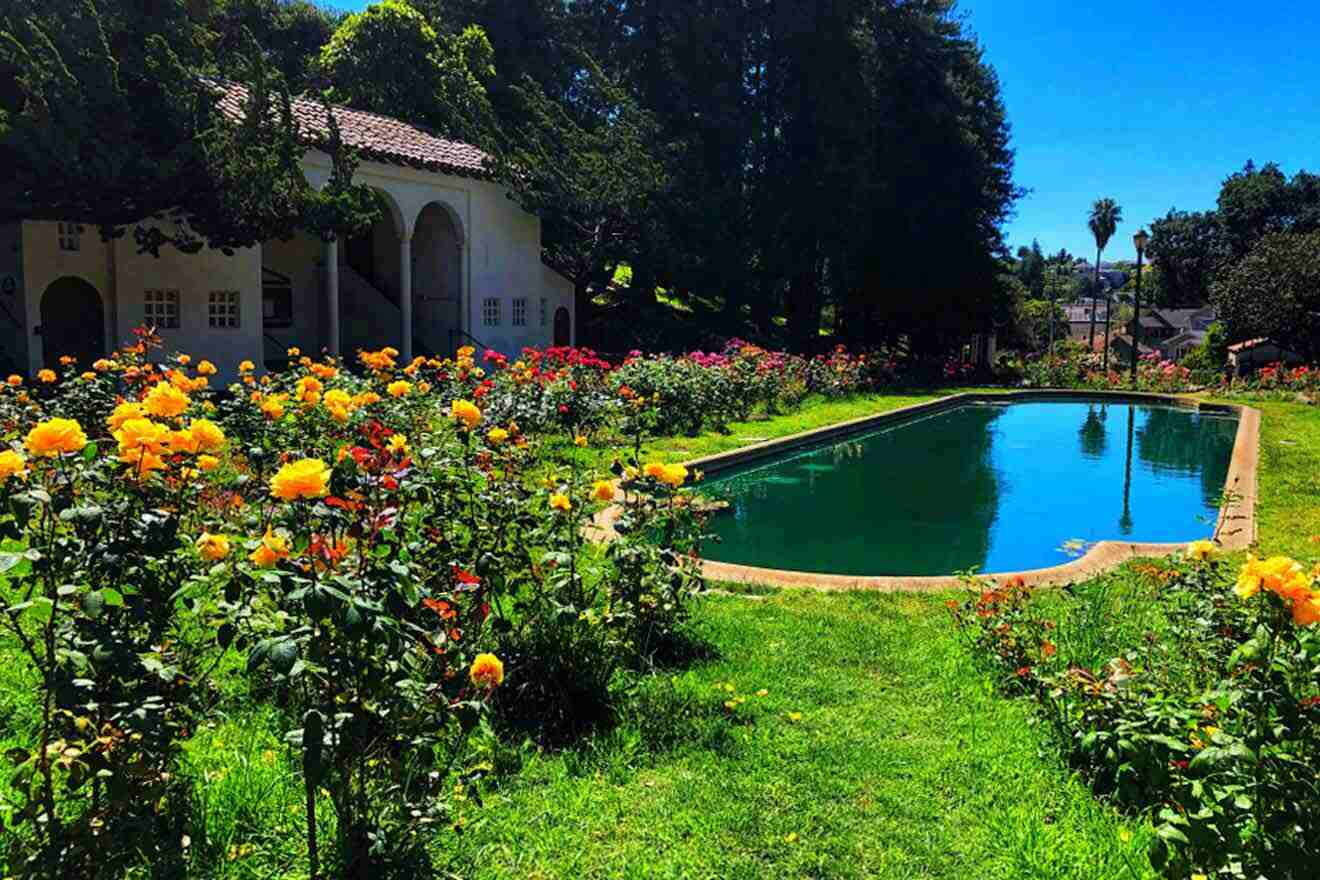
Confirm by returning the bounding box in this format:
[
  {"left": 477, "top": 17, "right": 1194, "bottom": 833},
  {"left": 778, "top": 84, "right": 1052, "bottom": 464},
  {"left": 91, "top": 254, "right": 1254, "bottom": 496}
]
[
  {"left": 399, "top": 235, "right": 412, "bottom": 362},
  {"left": 324, "top": 238, "right": 340, "bottom": 357}
]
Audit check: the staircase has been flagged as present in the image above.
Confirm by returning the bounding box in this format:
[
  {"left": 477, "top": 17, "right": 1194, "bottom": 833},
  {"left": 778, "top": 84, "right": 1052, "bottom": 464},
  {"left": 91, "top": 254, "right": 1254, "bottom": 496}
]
[{"left": 333, "top": 265, "right": 439, "bottom": 359}]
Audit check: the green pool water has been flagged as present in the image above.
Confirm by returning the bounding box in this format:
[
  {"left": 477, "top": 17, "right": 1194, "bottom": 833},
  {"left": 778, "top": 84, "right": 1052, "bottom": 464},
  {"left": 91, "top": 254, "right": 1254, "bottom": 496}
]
[{"left": 699, "top": 399, "right": 1240, "bottom": 576}]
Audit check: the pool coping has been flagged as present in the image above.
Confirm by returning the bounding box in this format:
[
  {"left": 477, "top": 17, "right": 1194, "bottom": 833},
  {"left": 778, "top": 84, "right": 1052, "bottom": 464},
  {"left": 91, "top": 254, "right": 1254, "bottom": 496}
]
[{"left": 594, "top": 390, "right": 1260, "bottom": 593}]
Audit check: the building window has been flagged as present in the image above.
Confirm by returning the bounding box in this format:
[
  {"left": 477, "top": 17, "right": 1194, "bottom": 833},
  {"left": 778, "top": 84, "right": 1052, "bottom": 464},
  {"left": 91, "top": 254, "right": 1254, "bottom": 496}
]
[
  {"left": 58, "top": 222, "right": 83, "bottom": 252},
  {"left": 144, "top": 289, "right": 180, "bottom": 329},
  {"left": 208, "top": 290, "right": 241, "bottom": 328},
  {"left": 540, "top": 297, "right": 548, "bottom": 327},
  {"left": 262, "top": 267, "right": 293, "bottom": 328},
  {"left": 482, "top": 297, "right": 501, "bottom": 327},
  {"left": 512, "top": 297, "right": 527, "bottom": 327}
]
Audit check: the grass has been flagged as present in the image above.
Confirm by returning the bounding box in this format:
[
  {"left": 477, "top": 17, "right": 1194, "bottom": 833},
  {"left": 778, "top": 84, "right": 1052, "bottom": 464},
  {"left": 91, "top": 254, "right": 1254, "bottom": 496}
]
[
  {"left": 438, "top": 591, "right": 1153, "bottom": 879},
  {"left": 544, "top": 389, "right": 992, "bottom": 471},
  {"left": 1236, "top": 398, "right": 1320, "bottom": 557}
]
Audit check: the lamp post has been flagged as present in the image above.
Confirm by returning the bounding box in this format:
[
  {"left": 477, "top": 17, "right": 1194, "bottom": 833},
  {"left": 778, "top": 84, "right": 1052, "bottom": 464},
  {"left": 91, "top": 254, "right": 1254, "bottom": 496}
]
[{"left": 1130, "top": 228, "right": 1149, "bottom": 387}]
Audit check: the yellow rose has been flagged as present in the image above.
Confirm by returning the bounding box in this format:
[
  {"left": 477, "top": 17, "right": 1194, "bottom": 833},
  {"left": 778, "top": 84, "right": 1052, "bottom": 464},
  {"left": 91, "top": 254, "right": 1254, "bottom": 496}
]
[
  {"left": 143, "top": 381, "right": 190, "bottom": 418},
  {"left": 120, "top": 449, "right": 167, "bottom": 477},
  {"left": 114, "top": 418, "right": 170, "bottom": 455},
  {"left": 6, "top": 375, "right": 21, "bottom": 387},
  {"left": 269, "top": 458, "right": 331, "bottom": 501},
  {"left": 177, "top": 355, "right": 191, "bottom": 365},
  {"left": 168, "top": 428, "right": 201, "bottom": 455},
  {"left": 450, "top": 399, "right": 482, "bottom": 430},
  {"left": 260, "top": 395, "right": 286, "bottom": 420},
  {"left": 92, "top": 359, "right": 113, "bottom": 372},
  {"left": 196, "top": 532, "right": 231, "bottom": 562},
  {"left": 469, "top": 653, "right": 505, "bottom": 689},
  {"left": 591, "top": 480, "right": 615, "bottom": 503},
  {"left": 107, "top": 401, "right": 145, "bottom": 430},
  {"left": 238, "top": 360, "right": 255, "bottom": 373},
  {"left": 549, "top": 492, "right": 572, "bottom": 512},
  {"left": 196, "top": 360, "right": 217, "bottom": 376},
  {"left": 0, "top": 449, "right": 27, "bottom": 481},
  {"left": 387, "top": 379, "right": 413, "bottom": 398},
  {"left": 574, "top": 435, "right": 588, "bottom": 448},
  {"left": 197, "top": 454, "right": 221, "bottom": 472},
  {"left": 37, "top": 369, "right": 56, "bottom": 384},
  {"left": 25, "top": 418, "right": 88, "bottom": 457},
  {"left": 1186, "top": 540, "right": 1218, "bottom": 563},
  {"left": 487, "top": 427, "right": 509, "bottom": 446},
  {"left": 249, "top": 527, "right": 290, "bottom": 568},
  {"left": 323, "top": 389, "right": 352, "bottom": 410},
  {"left": 287, "top": 347, "right": 300, "bottom": 358},
  {"left": 188, "top": 418, "right": 226, "bottom": 453},
  {"left": 387, "top": 434, "right": 409, "bottom": 456},
  {"left": 80, "top": 371, "right": 96, "bottom": 381}
]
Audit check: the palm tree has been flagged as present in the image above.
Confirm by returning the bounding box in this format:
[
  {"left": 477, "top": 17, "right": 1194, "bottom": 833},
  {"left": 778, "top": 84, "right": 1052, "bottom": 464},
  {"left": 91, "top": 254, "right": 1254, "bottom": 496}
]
[{"left": 1087, "top": 198, "right": 1123, "bottom": 351}]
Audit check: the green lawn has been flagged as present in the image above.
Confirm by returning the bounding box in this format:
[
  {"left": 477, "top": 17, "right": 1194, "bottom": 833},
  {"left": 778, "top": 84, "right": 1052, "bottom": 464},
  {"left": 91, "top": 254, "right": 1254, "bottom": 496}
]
[{"left": 438, "top": 590, "right": 1153, "bottom": 879}]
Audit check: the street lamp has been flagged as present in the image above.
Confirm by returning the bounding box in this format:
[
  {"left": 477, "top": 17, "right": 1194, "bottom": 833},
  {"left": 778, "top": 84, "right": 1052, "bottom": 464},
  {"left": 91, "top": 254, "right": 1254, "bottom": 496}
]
[{"left": 1130, "top": 228, "right": 1150, "bottom": 386}]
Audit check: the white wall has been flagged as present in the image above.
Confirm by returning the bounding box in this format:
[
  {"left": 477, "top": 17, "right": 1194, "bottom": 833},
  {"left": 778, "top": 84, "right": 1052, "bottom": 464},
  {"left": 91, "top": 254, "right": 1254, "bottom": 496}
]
[
  {"left": 21, "top": 220, "right": 113, "bottom": 375},
  {"left": 115, "top": 230, "right": 263, "bottom": 384},
  {"left": 262, "top": 232, "right": 325, "bottom": 358}
]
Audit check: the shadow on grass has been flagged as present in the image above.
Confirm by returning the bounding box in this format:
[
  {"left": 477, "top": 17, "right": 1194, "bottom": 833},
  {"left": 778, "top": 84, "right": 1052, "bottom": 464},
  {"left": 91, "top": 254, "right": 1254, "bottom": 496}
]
[{"left": 489, "top": 623, "right": 731, "bottom": 761}]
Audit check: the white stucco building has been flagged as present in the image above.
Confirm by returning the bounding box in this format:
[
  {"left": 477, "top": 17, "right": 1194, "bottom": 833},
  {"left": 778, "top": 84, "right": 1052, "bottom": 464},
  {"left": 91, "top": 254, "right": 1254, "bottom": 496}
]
[{"left": 0, "top": 84, "right": 575, "bottom": 381}]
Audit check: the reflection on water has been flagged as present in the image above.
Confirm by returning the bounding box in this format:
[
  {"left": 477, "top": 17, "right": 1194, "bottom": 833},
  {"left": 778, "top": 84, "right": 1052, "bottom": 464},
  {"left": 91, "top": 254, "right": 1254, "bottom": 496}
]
[{"left": 701, "top": 400, "right": 1238, "bottom": 576}]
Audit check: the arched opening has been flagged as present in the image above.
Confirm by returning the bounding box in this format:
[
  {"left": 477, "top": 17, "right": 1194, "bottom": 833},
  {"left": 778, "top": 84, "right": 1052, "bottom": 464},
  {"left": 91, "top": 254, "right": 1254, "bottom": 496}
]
[
  {"left": 553, "top": 306, "right": 571, "bottom": 347},
  {"left": 339, "top": 188, "right": 406, "bottom": 358},
  {"left": 412, "top": 201, "right": 463, "bottom": 356},
  {"left": 40, "top": 276, "right": 105, "bottom": 368}
]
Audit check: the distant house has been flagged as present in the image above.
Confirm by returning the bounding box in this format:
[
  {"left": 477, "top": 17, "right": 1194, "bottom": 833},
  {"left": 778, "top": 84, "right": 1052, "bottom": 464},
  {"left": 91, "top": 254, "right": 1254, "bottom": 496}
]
[
  {"left": 1110, "top": 333, "right": 1157, "bottom": 365},
  {"left": 1063, "top": 302, "right": 1111, "bottom": 341},
  {"left": 1158, "top": 330, "right": 1205, "bottom": 362},
  {"left": 1129, "top": 306, "right": 1217, "bottom": 361},
  {"left": 1227, "top": 338, "right": 1305, "bottom": 376},
  {"left": 1071, "top": 261, "right": 1129, "bottom": 290}
]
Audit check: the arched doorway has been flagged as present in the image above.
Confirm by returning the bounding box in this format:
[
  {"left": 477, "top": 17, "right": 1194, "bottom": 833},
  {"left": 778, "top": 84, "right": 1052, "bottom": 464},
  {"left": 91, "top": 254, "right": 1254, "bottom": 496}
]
[
  {"left": 553, "top": 306, "right": 571, "bottom": 347},
  {"left": 40, "top": 277, "right": 105, "bottom": 368},
  {"left": 412, "top": 201, "right": 463, "bottom": 356},
  {"left": 338, "top": 188, "right": 406, "bottom": 358}
]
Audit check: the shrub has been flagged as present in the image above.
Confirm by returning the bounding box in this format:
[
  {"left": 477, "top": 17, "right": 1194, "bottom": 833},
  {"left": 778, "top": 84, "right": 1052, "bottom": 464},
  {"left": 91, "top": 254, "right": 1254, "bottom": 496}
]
[
  {"left": 0, "top": 332, "right": 708, "bottom": 877},
  {"left": 951, "top": 547, "right": 1320, "bottom": 879}
]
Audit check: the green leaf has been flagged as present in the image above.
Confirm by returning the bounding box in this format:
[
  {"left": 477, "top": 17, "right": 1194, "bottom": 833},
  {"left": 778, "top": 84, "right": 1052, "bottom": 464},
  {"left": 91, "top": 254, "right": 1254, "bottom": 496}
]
[
  {"left": 269, "top": 639, "right": 298, "bottom": 675},
  {"left": 82, "top": 441, "right": 98, "bottom": 462},
  {"left": 100, "top": 588, "right": 124, "bottom": 607}
]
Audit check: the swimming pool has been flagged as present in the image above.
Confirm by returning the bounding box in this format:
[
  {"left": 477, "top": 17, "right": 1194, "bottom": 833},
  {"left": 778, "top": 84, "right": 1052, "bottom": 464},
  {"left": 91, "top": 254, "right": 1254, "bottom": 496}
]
[{"left": 698, "top": 398, "right": 1241, "bottom": 577}]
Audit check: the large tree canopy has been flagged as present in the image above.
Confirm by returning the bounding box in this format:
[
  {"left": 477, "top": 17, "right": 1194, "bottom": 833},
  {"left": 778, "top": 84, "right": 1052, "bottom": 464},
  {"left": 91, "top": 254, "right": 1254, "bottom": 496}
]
[
  {"left": 1212, "top": 231, "right": 1320, "bottom": 360},
  {"left": 319, "top": 0, "right": 499, "bottom": 148},
  {"left": 0, "top": 0, "right": 377, "bottom": 254},
  {"left": 4, "top": 0, "right": 1022, "bottom": 358}
]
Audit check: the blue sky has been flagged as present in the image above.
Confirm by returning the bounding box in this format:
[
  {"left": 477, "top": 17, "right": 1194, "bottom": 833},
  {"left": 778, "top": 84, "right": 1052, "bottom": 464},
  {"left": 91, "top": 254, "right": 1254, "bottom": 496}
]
[
  {"left": 326, "top": 1, "right": 1320, "bottom": 262},
  {"left": 958, "top": 0, "right": 1320, "bottom": 261}
]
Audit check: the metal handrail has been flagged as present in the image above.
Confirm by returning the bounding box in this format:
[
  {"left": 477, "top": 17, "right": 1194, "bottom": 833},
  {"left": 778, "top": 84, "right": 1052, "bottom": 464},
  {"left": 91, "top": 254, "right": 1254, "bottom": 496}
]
[{"left": 449, "top": 328, "right": 496, "bottom": 355}]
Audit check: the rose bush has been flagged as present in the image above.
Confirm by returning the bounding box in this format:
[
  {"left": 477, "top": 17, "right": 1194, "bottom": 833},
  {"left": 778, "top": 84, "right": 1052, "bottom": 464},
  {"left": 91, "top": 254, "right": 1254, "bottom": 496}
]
[
  {"left": 0, "top": 331, "right": 709, "bottom": 878},
  {"left": 950, "top": 545, "right": 1320, "bottom": 879}
]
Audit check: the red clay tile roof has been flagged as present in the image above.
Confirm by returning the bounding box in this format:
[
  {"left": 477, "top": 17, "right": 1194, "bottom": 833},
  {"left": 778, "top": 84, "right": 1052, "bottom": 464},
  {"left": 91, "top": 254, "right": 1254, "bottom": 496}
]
[{"left": 215, "top": 81, "right": 491, "bottom": 179}]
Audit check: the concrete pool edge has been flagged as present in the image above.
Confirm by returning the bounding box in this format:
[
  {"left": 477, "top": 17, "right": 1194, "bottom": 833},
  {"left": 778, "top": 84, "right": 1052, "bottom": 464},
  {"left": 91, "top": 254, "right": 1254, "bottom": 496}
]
[{"left": 597, "top": 390, "right": 1260, "bottom": 593}]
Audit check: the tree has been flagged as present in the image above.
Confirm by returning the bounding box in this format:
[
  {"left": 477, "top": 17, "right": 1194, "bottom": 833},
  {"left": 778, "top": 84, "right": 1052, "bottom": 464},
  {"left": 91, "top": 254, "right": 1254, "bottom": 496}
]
[
  {"left": 0, "top": 0, "right": 377, "bottom": 254},
  {"left": 1086, "top": 197, "right": 1122, "bottom": 346},
  {"left": 319, "top": 1, "right": 499, "bottom": 148},
  {"left": 1212, "top": 231, "right": 1320, "bottom": 359},
  {"left": 1016, "top": 240, "right": 1046, "bottom": 298},
  {"left": 1146, "top": 209, "right": 1224, "bottom": 306},
  {"left": 494, "top": 56, "right": 666, "bottom": 323},
  {"left": 209, "top": 0, "right": 340, "bottom": 93}
]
